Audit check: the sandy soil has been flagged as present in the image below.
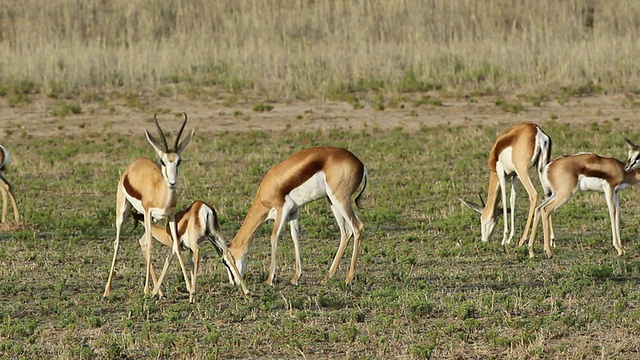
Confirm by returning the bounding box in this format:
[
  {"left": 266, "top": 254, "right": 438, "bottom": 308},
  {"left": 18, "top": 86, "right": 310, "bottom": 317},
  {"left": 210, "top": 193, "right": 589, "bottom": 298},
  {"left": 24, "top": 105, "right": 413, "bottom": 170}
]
[{"left": 0, "top": 93, "right": 637, "bottom": 138}]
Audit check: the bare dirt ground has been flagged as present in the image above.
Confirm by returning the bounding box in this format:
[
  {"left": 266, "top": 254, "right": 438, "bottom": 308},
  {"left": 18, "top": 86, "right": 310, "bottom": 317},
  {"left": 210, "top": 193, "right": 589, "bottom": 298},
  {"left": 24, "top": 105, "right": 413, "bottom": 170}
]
[{"left": 0, "top": 93, "right": 637, "bottom": 137}]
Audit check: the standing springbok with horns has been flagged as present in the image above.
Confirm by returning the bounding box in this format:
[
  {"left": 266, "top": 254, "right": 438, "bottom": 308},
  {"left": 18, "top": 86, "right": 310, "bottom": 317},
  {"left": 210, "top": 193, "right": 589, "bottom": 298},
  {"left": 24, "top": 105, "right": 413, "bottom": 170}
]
[
  {"left": 528, "top": 142, "right": 640, "bottom": 258},
  {"left": 131, "top": 200, "right": 250, "bottom": 302},
  {"left": 461, "top": 123, "right": 553, "bottom": 246},
  {"left": 103, "top": 113, "right": 194, "bottom": 300},
  {"left": 0, "top": 145, "right": 19, "bottom": 223},
  {"left": 227, "top": 146, "right": 368, "bottom": 286}
]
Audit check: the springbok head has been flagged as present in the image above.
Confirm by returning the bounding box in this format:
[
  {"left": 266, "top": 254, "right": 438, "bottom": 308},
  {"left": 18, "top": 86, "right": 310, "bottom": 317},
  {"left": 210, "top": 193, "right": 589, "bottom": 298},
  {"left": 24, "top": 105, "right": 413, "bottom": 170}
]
[
  {"left": 624, "top": 138, "right": 640, "bottom": 172},
  {"left": 145, "top": 113, "right": 195, "bottom": 189},
  {"left": 460, "top": 193, "right": 511, "bottom": 242}
]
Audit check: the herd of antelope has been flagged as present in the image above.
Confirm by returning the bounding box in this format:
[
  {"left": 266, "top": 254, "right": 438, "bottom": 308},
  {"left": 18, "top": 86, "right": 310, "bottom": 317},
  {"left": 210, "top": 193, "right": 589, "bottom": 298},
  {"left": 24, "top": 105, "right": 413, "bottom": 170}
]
[
  {"left": 101, "top": 113, "right": 368, "bottom": 303},
  {"left": 461, "top": 122, "right": 640, "bottom": 259},
  {"left": 1, "top": 117, "right": 639, "bottom": 303}
]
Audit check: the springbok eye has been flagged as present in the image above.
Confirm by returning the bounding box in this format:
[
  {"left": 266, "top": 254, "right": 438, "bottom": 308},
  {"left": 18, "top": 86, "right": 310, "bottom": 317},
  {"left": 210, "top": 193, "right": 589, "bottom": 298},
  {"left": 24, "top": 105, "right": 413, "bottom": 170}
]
[{"left": 160, "top": 160, "right": 166, "bottom": 167}]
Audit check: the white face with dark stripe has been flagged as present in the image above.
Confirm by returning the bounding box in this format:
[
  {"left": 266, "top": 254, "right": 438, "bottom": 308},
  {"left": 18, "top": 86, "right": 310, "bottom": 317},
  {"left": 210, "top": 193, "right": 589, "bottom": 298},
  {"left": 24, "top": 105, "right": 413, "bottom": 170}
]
[
  {"left": 626, "top": 148, "right": 640, "bottom": 172},
  {"left": 159, "top": 152, "right": 181, "bottom": 189},
  {"left": 625, "top": 139, "right": 640, "bottom": 172},
  {"left": 480, "top": 212, "right": 498, "bottom": 242}
]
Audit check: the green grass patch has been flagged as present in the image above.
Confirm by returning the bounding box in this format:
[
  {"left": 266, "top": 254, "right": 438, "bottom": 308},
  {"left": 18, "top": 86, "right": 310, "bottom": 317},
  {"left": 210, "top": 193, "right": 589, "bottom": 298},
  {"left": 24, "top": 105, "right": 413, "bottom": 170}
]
[
  {"left": 495, "top": 97, "right": 525, "bottom": 113},
  {"left": 50, "top": 100, "right": 82, "bottom": 117},
  {"left": 252, "top": 103, "right": 274, "bottom": 112},
  {"left": 1, "top": 122, "right": 640, "bottom": 358}
]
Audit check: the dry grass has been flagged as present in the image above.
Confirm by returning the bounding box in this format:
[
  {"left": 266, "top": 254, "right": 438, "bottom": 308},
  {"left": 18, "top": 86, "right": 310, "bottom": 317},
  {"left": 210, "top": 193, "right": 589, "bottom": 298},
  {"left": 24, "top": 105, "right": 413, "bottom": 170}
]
[{"left": 1, "top": 0, "right": 639, "bottom": 99}]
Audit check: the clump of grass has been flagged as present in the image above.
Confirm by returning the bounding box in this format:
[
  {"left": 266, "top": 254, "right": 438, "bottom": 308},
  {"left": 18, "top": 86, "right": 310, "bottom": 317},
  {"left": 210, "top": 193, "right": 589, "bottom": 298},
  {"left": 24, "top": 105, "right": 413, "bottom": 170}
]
[
  {"left": 373, "top": 94, "right": 386, "bottom": 111},
  {"left": 47, "top": 81, "right": 65, "bottom": 99},
  {"left": 350, "top": 96, "right": 364, "bottom": 110},
  {"left": 412, "top": 95, "right": 442, "bottom": 107},
  {"left": 495, "top": 97, "right": 524, "bottom": 113},
  {"left": 561, "top": 82, "right": 604, "bottom": 97},
  {"left": 398, "top": 69, "right": 441, "bottom": 93},
  {"left": 8, "top": 93, "right": 30, "bottom": 107},
  {"left": 223, "top": 96, "right": 238, "bottom": 107},
  {"left": 50, "top": 101, "right": 82, "bottom": 117},
  {"left": 11, "top": 79, "right": 38, "bottom": 95},
  {"left": 3, "top": 79, "right": 39, "bottom": 107},
  {"left": 123, "top": 93, "right": 141, "bottom": 108},
  {"left": 253, "top": 103, "right": 274, "bottom": 112},
  {"left": 472, "top": 63, "right": 501, "bottom": 83},
  {"left": 157, "top": 86, "right": 175, "bottom": 97},
  {"left": 517, "top": 93, "right": 549, "bottom": 107}
]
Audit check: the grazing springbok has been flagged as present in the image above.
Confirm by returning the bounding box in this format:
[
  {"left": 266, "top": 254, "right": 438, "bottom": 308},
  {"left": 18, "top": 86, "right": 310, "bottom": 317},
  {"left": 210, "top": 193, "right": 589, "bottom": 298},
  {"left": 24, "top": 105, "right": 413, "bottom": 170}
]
[
  {"left": 103, "top": 113, "right": 194, "bottom": 300},
  {"left": 528, "top": 143, "right": 640, "bottom": 258},
  {"left": 131, "top": 200, "right": 250, "bottom": 302},
  {"left": 227, "top": 146, "right": 368, "bottom": 286},
  {"left": 461, "top": 123, "right": 552, "bottom": 246},
  {"left": 0, "top": 145, "right": 19, "bottom": 223}
]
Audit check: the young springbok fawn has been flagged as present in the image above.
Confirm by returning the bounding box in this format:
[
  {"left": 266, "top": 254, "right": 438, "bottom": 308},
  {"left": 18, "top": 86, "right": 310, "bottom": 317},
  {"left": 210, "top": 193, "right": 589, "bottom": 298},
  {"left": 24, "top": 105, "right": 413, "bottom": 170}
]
[
  {"left": 227, "top": 146, "right": 368, "bottom": 286},
  {"left": 0, "top": 145, "right": 19, "bottom": 223},
  {"left": 461, "top": 123, "right": 552, "bottom": 246},
  {"left": 103, "top": 113, "right": 194, "bottom": 300},
  {"left": 528, "top": 145, "right": 640, "bottom": 258},
  {"left": 132, "top": 200, "right": 250, "bottom": 302}
]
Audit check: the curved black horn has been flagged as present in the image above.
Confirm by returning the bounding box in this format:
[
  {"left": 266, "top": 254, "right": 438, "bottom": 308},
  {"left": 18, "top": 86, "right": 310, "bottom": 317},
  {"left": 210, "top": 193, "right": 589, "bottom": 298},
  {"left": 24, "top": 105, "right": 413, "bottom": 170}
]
[
  {"left": 153, "top": 113, "right": 169, "bottom": 151},
  {"left": 173, "top": 112, "right": 188, "bottom": 151},
  {"left": 477, "top": 192, "right": 486, "bottom": 208},
  {"left": 207, "top": 236, "right": 224, "bottom": 257}
]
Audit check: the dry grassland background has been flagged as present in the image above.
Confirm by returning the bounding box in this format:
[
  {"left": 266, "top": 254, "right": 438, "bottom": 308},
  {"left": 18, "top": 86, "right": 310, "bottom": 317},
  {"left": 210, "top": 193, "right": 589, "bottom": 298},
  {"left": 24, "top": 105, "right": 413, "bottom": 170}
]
[{"left": 1, "top": 0, "right": 639, "bottom": 98}]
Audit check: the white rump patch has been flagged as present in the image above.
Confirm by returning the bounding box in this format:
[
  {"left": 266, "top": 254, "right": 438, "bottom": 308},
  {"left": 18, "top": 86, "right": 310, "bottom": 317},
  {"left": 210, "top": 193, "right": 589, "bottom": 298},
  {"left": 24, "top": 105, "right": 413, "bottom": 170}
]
[{"left": 497, "top": 147, "right": 516, "bottom": 174}]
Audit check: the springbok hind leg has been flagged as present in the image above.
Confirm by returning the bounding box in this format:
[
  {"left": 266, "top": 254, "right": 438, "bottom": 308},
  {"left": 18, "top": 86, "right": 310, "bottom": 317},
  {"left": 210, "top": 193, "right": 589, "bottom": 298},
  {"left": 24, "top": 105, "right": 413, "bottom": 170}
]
[
  {"left": 323, "top": 203, "right": 351, "bottom": 284},
  {"left": 289, "top": 210, "right": 303, "bottom": 285},
  {"left": 515, "top": 166, "right": 538, "bottom": 247}
]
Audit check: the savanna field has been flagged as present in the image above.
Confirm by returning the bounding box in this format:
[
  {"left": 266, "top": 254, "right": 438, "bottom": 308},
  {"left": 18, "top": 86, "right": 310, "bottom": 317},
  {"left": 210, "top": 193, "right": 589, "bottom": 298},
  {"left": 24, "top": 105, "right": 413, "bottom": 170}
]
[{"left": 3, "top": 1, "right": 640, "bottom": 359}]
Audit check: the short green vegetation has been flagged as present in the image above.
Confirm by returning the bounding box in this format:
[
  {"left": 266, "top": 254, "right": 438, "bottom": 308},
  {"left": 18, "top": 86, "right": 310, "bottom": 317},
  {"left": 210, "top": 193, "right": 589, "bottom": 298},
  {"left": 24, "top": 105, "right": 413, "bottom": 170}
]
[{"left": 1, "top": 121, "right": 640, "bottom": 358}]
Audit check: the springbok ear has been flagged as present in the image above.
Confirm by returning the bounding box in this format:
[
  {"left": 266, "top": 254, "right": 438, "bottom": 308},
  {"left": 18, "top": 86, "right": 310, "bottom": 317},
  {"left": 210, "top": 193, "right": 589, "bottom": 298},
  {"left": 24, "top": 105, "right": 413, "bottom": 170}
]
[
  {"left": 176, "top": 128, "right": 195, "bottom": 154},
  {"left": 145, "top": 130, "right": 167, "bottom": 156},
  {"left": 459, "top": 199, "right": 483, "bottom": 214},
  {"left": 624, "top": 138, "right": 637, "bottom": 150}
]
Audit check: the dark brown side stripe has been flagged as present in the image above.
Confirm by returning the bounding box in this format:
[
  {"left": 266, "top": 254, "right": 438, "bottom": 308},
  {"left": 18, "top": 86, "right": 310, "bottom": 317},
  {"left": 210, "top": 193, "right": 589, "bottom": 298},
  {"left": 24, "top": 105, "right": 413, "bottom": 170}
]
[{"left": 123, "top": 175, "right": 142, "bottom": 200}]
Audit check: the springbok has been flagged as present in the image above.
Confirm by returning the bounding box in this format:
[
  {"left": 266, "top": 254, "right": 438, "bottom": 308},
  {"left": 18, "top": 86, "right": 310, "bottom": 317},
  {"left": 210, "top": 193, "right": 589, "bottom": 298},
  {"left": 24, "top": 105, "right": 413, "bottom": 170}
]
[
  {"left": 461, "top": 123, "right": 552, "bottom": 246},
  {"left": 0, "top": 145, "right": 19, "bottom": 223},
  {"left": 528, "top": 143, "right": 640, "bottom": 258},
  {"left": 227, "top": 146, "right": 368, "bottom": 286},
  {"left": 103, "top": 113, "right": 194, "bottom": 300},
  {"left": 132, "top": 200, "right": 250, "bottom": 302}
]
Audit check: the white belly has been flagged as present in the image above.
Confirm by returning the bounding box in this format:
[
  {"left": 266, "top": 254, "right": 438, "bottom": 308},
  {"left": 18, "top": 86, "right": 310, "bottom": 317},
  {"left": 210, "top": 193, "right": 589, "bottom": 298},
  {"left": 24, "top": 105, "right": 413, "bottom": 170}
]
[
  {"left": 124, "top": 192, "right": 171, "bottom": 220},
  {"left": 577, "top": 175, "right": 607, "bottom": 192},
  {"left": 288, "top": 171, "right": 327, "bottom": 207}
]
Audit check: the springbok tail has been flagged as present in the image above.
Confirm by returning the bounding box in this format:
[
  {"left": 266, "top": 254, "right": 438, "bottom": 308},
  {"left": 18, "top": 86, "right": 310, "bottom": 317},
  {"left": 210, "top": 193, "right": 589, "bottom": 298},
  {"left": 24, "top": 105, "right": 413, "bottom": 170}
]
[
  {"left": 536, "top": 127, "right": 553, "bottom": 175},
  {"left": 354, "top": 168, "right": 368, "bottom": 209}
]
